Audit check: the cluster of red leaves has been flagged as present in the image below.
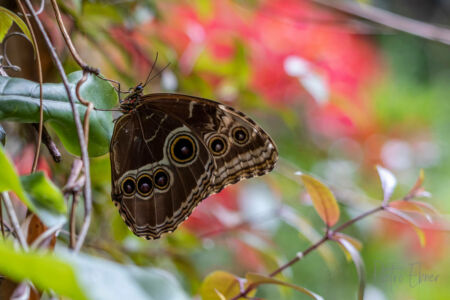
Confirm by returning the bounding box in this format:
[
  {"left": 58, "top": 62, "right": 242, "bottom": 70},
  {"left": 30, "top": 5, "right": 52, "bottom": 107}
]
[{"left": 140, "top": 0, "right": 379, "bottom": 138}]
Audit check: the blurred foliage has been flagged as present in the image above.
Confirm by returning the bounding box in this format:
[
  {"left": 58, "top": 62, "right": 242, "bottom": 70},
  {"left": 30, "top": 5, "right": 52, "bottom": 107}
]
[{"left": 0, "top": 0, "right": 449, "bottom": 299}]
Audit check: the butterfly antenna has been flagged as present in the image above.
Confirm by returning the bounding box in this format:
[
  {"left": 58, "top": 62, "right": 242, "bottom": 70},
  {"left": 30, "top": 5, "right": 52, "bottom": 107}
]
[
  {"left": 147, "top": 62, "right": 171, "bottom": 84},
  {"left": 143, "top": 52, "right": 159, "bottom": 88},
  {"left": 94, "top": 108, "right": 122, "bottom": 112}
]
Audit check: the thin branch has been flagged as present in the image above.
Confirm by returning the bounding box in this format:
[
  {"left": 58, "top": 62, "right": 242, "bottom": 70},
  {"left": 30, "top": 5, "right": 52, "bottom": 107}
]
[
  {"left": 75, "top": 71, "right": 94, "bottom": 144},
  {"left": 31, "top": 124, "right": 61, "bottom": 163},
  {"left": 49, "top": 0, "right": 99, "bottom": 74},
  {"left": 312, "top": 0, "right": 450, "bottom": 45},
  {"left": 230, "top": 204, "right": 385, "bottom": 300},
  {"left": 1, "top": 192, "right": 28, "bottom": 251},
  {"left": 22, "top": 0, "right": 93, "bottom": 252},
  {"left": 69, "top": 192, "right": 78, "bottom": 249},
  {"left": 16, "top": 0, "right": 44, "bottom": 174},
  {"left": 333, "top": 206, "right": 384, "bottom": 232},
  {"left": 63, "top": 159, "right": 83, "bottom": 194},
  {"left": 0, "top": 197, "right": 4, "bottom": 238},
  {"left": 29, "top": 223, "right": 62, "bottom": 250}
]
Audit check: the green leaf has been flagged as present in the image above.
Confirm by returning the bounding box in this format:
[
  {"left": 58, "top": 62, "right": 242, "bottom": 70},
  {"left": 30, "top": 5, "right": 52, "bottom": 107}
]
[
  {"left": 0, "top": 7, "right": 35, "bottom": 51},
  {"left": 246, "top": 273, "right": 323, "bottom": 300},
  {"left": 0, "top": 147, "right": 65, "bottom": 227},
  {"left": 0, "top": 145, "right": 32, "bottom": 209},
  {"left": 0, "top": 72, "right": 117, "bottom": 156},
  {"left": 20, "top": 172, "right": 67, "bottom": 227},
  {"left": 0, "top": 241, "right": 189, "bottom": 300},
  {"left": 0, "top": 241, "right": 87, "bottom": 300},
  {"left": 299, "top": 174, "right": 340, "bottom": 227}
]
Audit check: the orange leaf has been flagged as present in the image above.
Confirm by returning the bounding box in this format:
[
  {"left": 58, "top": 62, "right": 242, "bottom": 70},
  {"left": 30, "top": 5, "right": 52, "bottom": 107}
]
[
  {"left": 300, "top": 174, "right": 340, "bottom": 227},
  {"left": 385, "top": 207, "right": 426, "bottom": 247}
]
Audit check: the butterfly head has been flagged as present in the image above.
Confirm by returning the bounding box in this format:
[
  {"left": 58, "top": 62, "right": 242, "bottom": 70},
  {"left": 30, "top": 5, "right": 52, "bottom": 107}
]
[{"left": 120, "top": 83, "right": 145, "bottom": 112}]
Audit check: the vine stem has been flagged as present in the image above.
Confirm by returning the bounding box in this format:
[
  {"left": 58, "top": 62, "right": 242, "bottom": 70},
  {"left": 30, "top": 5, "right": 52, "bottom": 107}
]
[
  {"left": 1, "top": 192, "right": 28, "bottom": 251},
  {"left": 50, "top": 0, "right": 99, "bottom": 74},
  {"left": 16, "top": 0, "right": 44, "bottom": 174},
  {"left": 231, "top": 205, "right": 385, "bottom": 300},
  {"left": 22, "top": 0, "right": 92, "bottom": 252}
]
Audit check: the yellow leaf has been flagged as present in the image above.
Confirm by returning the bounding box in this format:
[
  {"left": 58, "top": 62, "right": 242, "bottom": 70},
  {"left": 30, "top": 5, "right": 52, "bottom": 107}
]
[
  {"left": 300, "top": 174, "right": 340, "bottom": 227},
  {"left": 200, "top": 271, "right": 253, "bottom": 300}
]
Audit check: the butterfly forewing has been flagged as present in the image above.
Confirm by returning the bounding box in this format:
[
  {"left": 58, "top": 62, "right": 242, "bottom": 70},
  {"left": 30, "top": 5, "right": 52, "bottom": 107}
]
[{"left": 141, "top": 94, "right": 278, "bottom": 192}]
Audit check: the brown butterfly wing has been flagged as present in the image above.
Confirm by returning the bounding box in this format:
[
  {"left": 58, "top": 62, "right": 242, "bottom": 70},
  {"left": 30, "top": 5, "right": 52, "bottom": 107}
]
[
  {"left": 141, "top": 93, "right": 278, "bottom": 194},
  {"left": 110, "top": 105, "right": 215, "bottom": 239}
]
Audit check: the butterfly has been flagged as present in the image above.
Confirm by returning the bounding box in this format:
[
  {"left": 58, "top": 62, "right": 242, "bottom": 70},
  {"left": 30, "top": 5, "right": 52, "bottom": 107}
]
[{"left": 109, "top": 71, "right": 278, "bottom": 239}]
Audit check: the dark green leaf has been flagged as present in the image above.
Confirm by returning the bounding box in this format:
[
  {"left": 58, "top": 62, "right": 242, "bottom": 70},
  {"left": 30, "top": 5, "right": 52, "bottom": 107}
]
[{"left": 0, "top": 72, "right": 117, "bottom": 156}]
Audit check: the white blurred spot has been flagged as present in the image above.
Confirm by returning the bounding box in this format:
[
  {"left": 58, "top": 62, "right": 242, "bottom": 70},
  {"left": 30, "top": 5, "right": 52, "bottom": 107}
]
[
  {"left": 134, "top": 6, "right": 154, "bottom": 24},
  {"left": 202, "top": 238, "right": 215, "bottom": 250},
  {"left": 364, "top": 285, "right": 388, "bottom": 300},
  {"left": 312, "top": 159, "right": 357, "bottom": 186},
  {"left": 238, "top": 183, "right": 279, "bottom": 231},
  {"left": 161, "top": 70, "right": 178, "bottom": 91},
  {"left": 283, "top": 55, "right": 329, "bottom": 105},
  {"left": 381, "top": 140, "right": 413, "bottom": 171},
  {"left": 284, "top": 55, "right": 310, "bottom": 76},
  {"left": 300, "top": 72, "right": 329, "bottom": 105}
]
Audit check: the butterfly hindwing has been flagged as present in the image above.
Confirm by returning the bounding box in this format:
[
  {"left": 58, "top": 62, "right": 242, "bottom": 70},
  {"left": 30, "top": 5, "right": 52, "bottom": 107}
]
[{"left": 110, "top": 105, "right": 214, "bottom": 239}]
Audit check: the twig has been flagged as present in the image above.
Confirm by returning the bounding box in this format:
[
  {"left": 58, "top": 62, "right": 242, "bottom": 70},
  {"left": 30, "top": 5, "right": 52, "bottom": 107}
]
[
  {"left": 31, "top": 124, "right": 61, "bottom": 163},
  {"left": 0, "top": 197, "right": 5, "bottom": 238},
  {"left": 230, "top": 205, "right": 385, "bottom": 300},
  {"left": 29, "top": 223, "right": 62, "bottom": 250},
  {"left": 75, "top": 71, "right": 94, "bottom": 144},
  {"left": 17, "top": 0, "right": 45, "bottom": 17},
  {"left": 69, "top": 192, "right": 78, "bottom": 249},
  {"left": 1, "top": 192, "right": 28, "bottom": 251},
  {"left": 22, "top": 0, "right": 92, "bottom": 252},
  {"left": 63, "top": 159, "right": 83, "bottom": 194},
  {"left": 312, "top": 0, "right": 450, "bottom": 45},
  {"left": 16, "top": 0, "right": 44, "bottom": 174},
  {"left": 49, "top": 0, "right": 99, "bottom": 75},
  {"left": 1, "top": 32, "right": 29, "bottom": 72}
]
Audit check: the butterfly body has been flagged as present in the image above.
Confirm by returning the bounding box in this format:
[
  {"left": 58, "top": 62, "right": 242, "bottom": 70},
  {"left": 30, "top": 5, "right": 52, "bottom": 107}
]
[{"left": 110, "top": 93, "right": 278, "bottom": 239}]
